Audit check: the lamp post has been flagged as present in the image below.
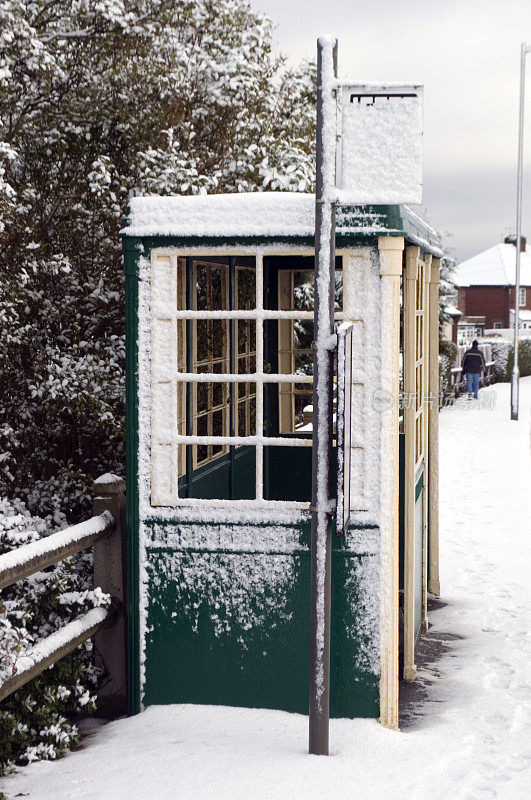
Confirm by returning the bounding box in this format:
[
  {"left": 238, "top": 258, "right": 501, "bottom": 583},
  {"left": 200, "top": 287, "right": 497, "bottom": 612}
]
[{"left": 511, "top": 42, "right": 531, "bottom": 421}]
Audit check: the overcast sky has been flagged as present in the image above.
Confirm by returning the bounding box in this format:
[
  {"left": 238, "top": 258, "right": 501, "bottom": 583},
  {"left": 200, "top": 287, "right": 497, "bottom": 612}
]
[{"left": 254, "top": 0, "right": 531, "bottom": 262}]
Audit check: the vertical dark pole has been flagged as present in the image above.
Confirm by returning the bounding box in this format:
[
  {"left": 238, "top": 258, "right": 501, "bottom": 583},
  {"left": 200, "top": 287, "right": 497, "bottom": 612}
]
[
  {"left": 309, "top": 36, "right": 337, "bottom": 757},
  {"left": 511, "top": 43, "right": 529, "bottom": 420}
]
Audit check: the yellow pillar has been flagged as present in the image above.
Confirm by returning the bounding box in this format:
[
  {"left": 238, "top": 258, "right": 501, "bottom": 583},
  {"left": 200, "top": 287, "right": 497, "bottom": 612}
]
[
  {"left": 422, "top": 255, "right": 432, "bottom": 633},
  {"left": 428, "top": 259, "right": 441, "bottom": 595},
  {"left": 403, "top": 246, "right": 419, "bottom": 682},
  {"left": 377, "top": 236, "right": 404, "bottom": 729}
]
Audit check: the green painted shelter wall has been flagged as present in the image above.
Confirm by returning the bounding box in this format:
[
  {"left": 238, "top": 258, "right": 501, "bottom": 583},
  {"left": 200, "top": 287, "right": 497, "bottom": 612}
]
[{"left": 142, "top": 520, "right": 379, "bottom": 719}]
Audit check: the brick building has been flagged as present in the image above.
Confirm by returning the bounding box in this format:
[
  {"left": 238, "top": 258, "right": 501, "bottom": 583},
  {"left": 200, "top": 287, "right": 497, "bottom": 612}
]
[{"left": 455, "top": 237, "right": 531, "bottom": 336}]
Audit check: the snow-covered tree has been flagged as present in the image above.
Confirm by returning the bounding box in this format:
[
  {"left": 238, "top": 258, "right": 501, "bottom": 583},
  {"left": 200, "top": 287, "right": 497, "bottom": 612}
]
[
  {"left": 0, "top": 0, "right": 316, "bottom": 521},
  {"left": 438, "top": 253, "right": 457, "bottom": 334}
]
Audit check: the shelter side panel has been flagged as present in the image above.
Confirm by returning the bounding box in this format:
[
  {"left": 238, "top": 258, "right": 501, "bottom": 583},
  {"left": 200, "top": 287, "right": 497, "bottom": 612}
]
[{"left": 141, "top": 521, "right": 379, "bottom": 718}]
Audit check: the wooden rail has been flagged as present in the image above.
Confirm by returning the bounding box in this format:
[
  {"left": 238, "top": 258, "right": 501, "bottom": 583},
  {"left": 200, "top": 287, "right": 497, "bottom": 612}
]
[
  {"left": 0, "top": 606, "right": 117, "bottom": 703},
  {"left": 0, "top": 511, "right": 115, "bottom": 591},
  {"left": 0, "top": 474, "right": 127, "bottom": 715}
]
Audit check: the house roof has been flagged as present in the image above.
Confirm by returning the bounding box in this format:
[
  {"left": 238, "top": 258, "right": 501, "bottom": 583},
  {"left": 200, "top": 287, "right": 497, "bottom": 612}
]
[
  {"left": 120, "top": 192, "right": 442, "bottom": 255},
  {"left": 444, "top": 305, "right": 462, "bottom": 317},
  {"left": 455, "top": 243, "right": 531, "bottom": 287}
]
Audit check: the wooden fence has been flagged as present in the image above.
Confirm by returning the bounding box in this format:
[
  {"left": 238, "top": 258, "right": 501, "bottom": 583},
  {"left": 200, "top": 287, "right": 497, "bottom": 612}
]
[{"left": 0, "top": 475, "right": 126, "bottom": 715}]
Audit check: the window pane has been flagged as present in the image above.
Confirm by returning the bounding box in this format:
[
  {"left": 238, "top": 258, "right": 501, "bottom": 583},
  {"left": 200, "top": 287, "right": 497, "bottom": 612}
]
[
  {"left": 211, "top": 267, "right": 224, "bottom": 310},
  {"left": 197, "top": 382, "right": 208, "bottom": 413},
  {"left": 238, "top": 402, "right": 247, "bottom": 436},
  {"left": 196, "top": 320, "right": 208, "bottom": 362},
  {"left": 293, "top": 271, "right": 314, "bottom": 310},
  {"left": 196, "top": 265, "right": 208, "bottom": 310},
  {"left": 334, "top": 271, "right": 343, "bottom": 310},
  {"left": 196, "top": 444, "right": 208, "bottom": 462},
  {"left": 212, "top": 382, "right": 225, "bottom": 407},
  {"left": 236, "top": 388, "right": 256, "bottom": 437},
  {"left": 237, "top": 268, "right": 255, "bottom": 310},
  {"left": 294, "top": 319, "right": 314, "bottom": 351},
  {"left": 249, "top": 395, "right": 256, "bottom": 432},
  {"left": 295, "top": 394, "right": 313, "bottom": 430},
  {"left": 294, "top": 351, "right": 313, "bottom": 375},
  {"left": 237, "top": 320, "right": 247, "bottom": 354},
  {"left": 212, "top": 409, "right": 224, "bottom": 436},
  {"left": 211, "top": 320, "right": 226, "bottom": 359}
]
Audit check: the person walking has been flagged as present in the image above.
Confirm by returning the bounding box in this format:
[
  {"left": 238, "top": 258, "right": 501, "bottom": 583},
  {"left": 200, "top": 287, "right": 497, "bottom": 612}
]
[{"left": 461, "top": 340, "right": 487, "bottom": 399}]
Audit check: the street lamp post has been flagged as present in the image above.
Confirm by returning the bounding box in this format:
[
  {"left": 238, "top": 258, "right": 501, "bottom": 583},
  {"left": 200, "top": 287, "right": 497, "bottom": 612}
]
[{"left": 511, "top": 42, "right": 531, "bottom": 421}]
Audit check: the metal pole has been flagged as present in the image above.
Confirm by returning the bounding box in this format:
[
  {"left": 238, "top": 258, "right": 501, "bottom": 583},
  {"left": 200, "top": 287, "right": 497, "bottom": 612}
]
[
  {"left": 511, "top": 43, "right": 529, "bottom": 420},
  {"left": 309, "top": 35, "right": 337, "bottom": 757}
]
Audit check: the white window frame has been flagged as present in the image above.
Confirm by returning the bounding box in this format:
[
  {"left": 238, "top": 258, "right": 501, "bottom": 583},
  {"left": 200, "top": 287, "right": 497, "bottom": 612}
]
[
  {"left": 150, "top": 248, "right": 349, "bottom": 510},
  {"left": 519, "top": 287, "right": 526, "bottom": 307}
]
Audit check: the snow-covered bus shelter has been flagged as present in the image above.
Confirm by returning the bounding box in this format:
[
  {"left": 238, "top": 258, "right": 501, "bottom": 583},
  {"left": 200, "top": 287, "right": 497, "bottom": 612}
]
[{"left": 121, "top": 192, "right": 443, "bottom": 728}]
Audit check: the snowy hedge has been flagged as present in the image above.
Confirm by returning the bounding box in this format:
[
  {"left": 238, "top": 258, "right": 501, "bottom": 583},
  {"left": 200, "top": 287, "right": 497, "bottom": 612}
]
[
  {"left": 506, "top": 339, "right": 531, "bottom": 379},
  {"left": 439, "top": 339, "right": 457, "bottom": 398},
  {"left": 481, "top": 339, "right": 531, "bottom": 381}
]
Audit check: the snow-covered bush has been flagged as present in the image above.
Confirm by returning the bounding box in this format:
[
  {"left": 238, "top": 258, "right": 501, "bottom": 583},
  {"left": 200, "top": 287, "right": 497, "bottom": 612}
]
[
  {"left": 0, "top": 498, "right": 109, "bottom": 774},
  {"left": 482, "top": 339, "right": 511, "bottom": 382},
  {"left": 438, "top": 254, "right": 457, "bottom": 333},
  {"left": 507, "top": 338, "right": 531, "bottom": 379},
  {"left": 439, "top": 339, "right": 457, "bottom": 398},
  {"left": 0, "top": 0, "right": 316, "bottom": 521}
]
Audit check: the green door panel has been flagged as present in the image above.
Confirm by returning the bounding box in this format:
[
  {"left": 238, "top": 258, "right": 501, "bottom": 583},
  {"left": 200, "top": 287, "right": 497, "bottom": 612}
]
[{"left": 143, "top": 522, "right": 379, "bottom": 719}]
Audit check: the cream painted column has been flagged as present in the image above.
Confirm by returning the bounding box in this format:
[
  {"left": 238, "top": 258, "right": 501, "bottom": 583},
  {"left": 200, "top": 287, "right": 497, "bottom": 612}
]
[
  {"left": 428, "top": 258, "right": 441, "bottom": 596},
  {"left": 377, "top": 236, "right": 404, "bottom": 730},
  {"left": 403, "top": 245, "right": 419, "bottom": 682},
  {"left": 422, "top": 255, "right": 432, "bottom": 633}
]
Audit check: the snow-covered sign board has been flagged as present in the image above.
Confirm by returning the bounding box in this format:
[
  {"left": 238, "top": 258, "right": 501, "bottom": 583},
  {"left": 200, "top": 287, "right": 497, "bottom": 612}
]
[
  {"left": 335, "top": 322, "right": 353, "bottom": 536},
  {"left": 336, "top": 84, "right": 423, "bottom": 205}
]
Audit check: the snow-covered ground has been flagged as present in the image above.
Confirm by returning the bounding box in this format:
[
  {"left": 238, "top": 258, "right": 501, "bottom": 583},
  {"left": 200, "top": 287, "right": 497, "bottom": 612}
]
[{"left": 3, "top": 379, "right": 530, "bottom": 800}]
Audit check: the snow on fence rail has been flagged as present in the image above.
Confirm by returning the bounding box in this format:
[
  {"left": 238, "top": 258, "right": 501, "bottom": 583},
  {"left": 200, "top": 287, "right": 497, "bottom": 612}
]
[
  {"left": 0, "top": 606, "right": 116, "bottom": 703},
  {"left": 0, "top": 510, "right": 115, "bottom": 590},
  {"left": 0, "top": 474, "right": 127, "bottom": 714}
]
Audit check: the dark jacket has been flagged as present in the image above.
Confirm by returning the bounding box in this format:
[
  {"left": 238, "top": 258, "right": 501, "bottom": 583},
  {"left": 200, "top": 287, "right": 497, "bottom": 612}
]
[{"left": 461, "top": 346, "right": 486, "bottom": 375}]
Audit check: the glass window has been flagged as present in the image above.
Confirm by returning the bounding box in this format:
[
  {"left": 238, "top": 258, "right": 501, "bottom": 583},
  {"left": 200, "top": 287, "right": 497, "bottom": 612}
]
[
  {"left": 150, "top": 254, "right": 343, "bottom": 507},
  {"left": 278, "top": 268, "right": 342, "bottom": 434}
]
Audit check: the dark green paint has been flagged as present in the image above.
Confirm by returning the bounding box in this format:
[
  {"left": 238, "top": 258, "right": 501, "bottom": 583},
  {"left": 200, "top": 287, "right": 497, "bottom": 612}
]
[
  {"left": 143, "top": 519, "right": 379, "bottom": 719},
  {"left": 121, "top": 220, "right": 421, "bottom": 720}
]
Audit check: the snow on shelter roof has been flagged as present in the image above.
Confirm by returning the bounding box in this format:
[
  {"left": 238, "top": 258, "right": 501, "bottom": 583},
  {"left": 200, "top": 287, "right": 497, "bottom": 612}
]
[
  {"left": 455, "top": 243, "right": 531, "bottom": 287},
  {"left": 120, "top": 192, "right": 442, "bottom": 255}
]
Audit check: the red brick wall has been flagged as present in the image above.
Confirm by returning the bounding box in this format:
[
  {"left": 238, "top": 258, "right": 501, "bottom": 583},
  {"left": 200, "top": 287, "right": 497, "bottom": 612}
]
[
  {"left": 457, "top": 286, "right": 531, "bottom": 328},
  {"left": 507, "top": 286, "right": 531, "bottom": 317},
  {"left": 458, "top": 287, "right": 509, "bottom": 328}
]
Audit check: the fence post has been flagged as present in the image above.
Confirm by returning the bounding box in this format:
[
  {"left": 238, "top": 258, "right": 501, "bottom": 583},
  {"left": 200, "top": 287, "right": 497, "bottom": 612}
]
[{"left": 93, "top": 473, "right": 127, "bottom": 716}]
